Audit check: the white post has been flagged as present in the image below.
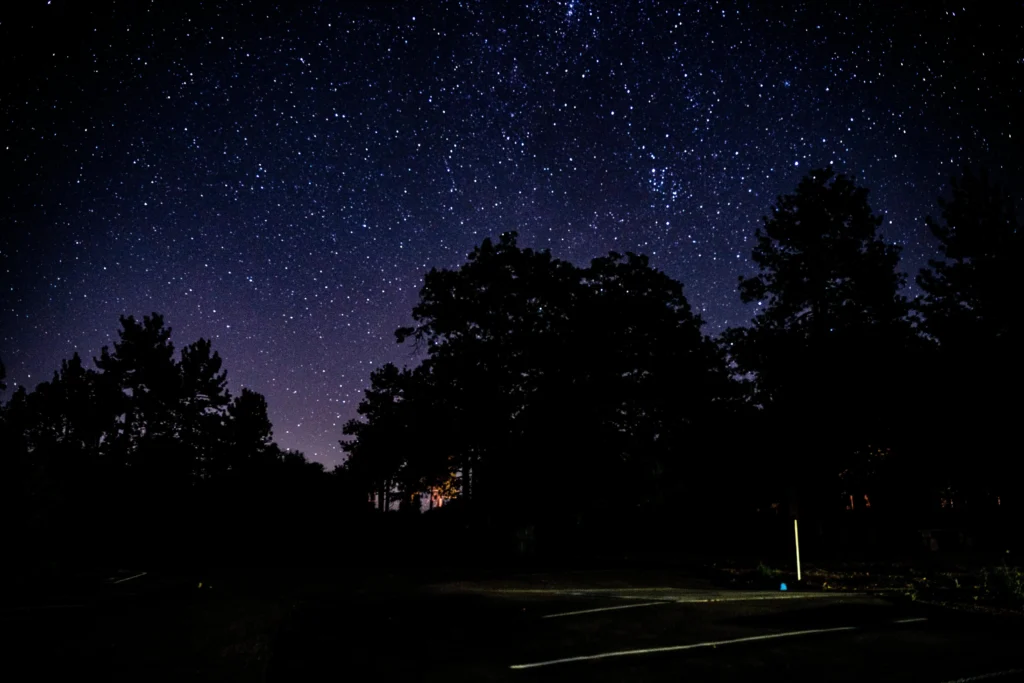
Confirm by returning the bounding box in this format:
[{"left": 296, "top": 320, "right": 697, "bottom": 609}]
[{"left": 793, "top": 519, "right": 802, "bottom": 582}]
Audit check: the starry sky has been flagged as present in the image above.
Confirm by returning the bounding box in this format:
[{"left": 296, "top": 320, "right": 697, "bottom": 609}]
[{"left": 2, "top": 1, "right": 1022, "bottom": 464}]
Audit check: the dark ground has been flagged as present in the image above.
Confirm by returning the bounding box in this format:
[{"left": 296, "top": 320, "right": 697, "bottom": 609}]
[{"left": 4, "top": 568, "right": 1023, "bottom": 682}]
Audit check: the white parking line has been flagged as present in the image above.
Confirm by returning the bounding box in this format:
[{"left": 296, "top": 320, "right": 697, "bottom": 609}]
[
  {"left": 112, "top": 571, "right": 147, "bottom": 584},
  {"left": 509, "top": 618, "right": 929, "bottom": 670},
  {"left": 939, "top": 669, "right": 1024, "bottom": 683},
  {"left": 543, "top": 601, "right": 670, "bottom": 619},
  {"left": 893, "top": 617, "right": 929, "bottom": 624},
  {"left": 542, "top": 591, "right": 856, "bottom": 618},
  {"left": 673, "top": 593, "right": 840, "bottom": 604},
  {"left": 510, "top": 625, "right": 859, "bottom": 670}
]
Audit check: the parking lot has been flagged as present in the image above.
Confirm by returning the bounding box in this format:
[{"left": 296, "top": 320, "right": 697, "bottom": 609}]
[
  {"left": 5, "top": 569, "right": 1022, "bottom": 682},
  {"left": 272, "top": 579, "right": 1024, "bottom": 682}
]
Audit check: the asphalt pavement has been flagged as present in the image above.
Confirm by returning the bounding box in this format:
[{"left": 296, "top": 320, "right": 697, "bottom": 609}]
[
  {"left": 4, "top": 569, "right": 1022, "bottom": 682},
  {"left": 271, "top": 581, "right": 1024, "bottom": 682}
]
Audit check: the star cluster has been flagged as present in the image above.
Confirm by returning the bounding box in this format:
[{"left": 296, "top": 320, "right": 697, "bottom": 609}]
[{"left": 2, "top": 1, "right": 1021, "bottom": 463}]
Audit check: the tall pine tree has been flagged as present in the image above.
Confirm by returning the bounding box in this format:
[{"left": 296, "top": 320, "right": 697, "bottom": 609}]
[
  {"left": 725, "top": 169, "right": 913, "bottom": 515},
  {"left": 178, "top": 338, "right": 230, "bottom": 482},
  {"left": 917, "top": 168, "right": 1021, "bottom": 351},
  {"left": 914, "top": 169, "right": 1022, "bottom": 506}
]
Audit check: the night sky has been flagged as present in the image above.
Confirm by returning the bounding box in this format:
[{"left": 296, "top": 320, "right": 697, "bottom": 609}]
[{"left": 2, "top": 1, "right": 1021, "bottom": 464}]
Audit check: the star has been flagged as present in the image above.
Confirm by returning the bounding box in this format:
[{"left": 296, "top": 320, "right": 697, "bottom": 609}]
[{"left": 2, "top": 2, "right": 1020, "bottom": 465}]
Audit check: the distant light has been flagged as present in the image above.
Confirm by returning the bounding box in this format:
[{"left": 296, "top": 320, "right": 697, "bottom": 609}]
[{"left": 780, "top": 583, "right": 788, "bottom": 591}]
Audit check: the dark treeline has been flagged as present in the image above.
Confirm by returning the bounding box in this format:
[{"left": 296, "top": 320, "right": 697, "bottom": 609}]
[
  {"left": 339, "top": 167, "right": 1022, "bottom": 561},
  {"left": 0, "top": 315, "right": 364, "bottom": 570},
  {"left": 2, "top": 167, "right": 1020, "bottom": 569}
]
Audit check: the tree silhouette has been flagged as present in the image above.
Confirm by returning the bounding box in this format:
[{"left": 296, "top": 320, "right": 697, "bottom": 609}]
[
  {"left": 13, "top": 353, "right": 122, "bottom": 551},
  {"left": 3, "top": 313, "right": 348, "bottom": 568},
  {"left": 346, "top": 232, "right": 733, "bottom": 545},
  {"left": 94, "top": 314, "right": 181, "bottom": 484},
  {"left": 724, "top": 169, "right": 914, "bottom": 516},
  {"left": 226, "top": 387, "right": 274, "bottom": 473},
  {"left": 1, "top": 385, "right": 36, "bottom": 541},
  {"left": 342, "top": 363, "right": 415, "bottom": 511},
  {"left": 914, "top": 169, "right": 1022, "bottom": 504},
  {"left": 917, "top": 168, "right": 1021, "bottom": 351},
  {"left": 178, "top": 338, "right": 230, "bottom": 482},
  {"left": 30, "top": 353, "right": 113, "bottom": 475},
  {"left": 7, "top": 166, "right": 1020, "bottom": 570},
  {"left": 389, "top": 233, "right": 581, "bottom": 518}
]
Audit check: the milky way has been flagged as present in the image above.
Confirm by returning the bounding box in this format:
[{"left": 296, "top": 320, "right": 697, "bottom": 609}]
[{"left": 2, "top": 1, "right": 1021, "bottom": 464}]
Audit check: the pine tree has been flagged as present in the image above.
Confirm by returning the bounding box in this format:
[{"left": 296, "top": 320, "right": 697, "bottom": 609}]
[
  {"left": 179, "top": 338, "right": 230, "bottom": 481},
  {"left": 724, "top": 169, "right": 914, "bottom": 514},
  {"left": 917, "top": 168, "right": 1021, "bottom": 352},
  {"left": 94, "top": 313, "right": 180, "bottom": 474},
  {"left": 914, "top": 169, "right": 1022, "bottom": 504},
  {"left": 226, "top": 387, "right": 274, "bottom": 473}
]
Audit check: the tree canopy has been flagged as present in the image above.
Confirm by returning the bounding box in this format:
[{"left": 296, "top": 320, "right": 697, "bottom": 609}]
[
  {"left": 0, "top": 314, "right": 341, "bottom": 567},
  {"left": 4, "top": 168, "right": 1021, "bottom": 567},
  {"left": 913, "top": 168, "right": 1023, "bottom": 501},
  {"left": 917, "top": 168, "right": 1022, "bottom": 352},
  {"left": 725, "top": 169, "right": 916, "bottom": 514},
  {"left": 343, "top": 233, "right": 735, "bottom": 540}
]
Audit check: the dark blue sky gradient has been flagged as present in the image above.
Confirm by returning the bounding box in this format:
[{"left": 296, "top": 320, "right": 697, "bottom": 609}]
[{"left": 2, "top": 1, "right": 1021, "bottom": 464}]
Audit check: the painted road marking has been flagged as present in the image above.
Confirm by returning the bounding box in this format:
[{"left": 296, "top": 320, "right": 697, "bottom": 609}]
[
  {"left": 510, "top": 626, "right": 859, "bottom": 670},
  {"left": 939, "top": 669, "right": 1024, "bottom": 683},
  {"left": 543, "top": 591, "right": 861, "bottom": 618},
  {"left": 543, "top": 601, "right": 671, "bottom": 618},
  {"left": 893, "top": 617, "right": 929, "bottom": 624},
  {"left": 673, "top": 593, "right": 841, "bottom": 603},
  {"left": 112, "top": 571, "right": 148, "bottom": 584},
  {"left": 509, "top": 618, "right": 929, "bottom": 670},
  {"left": 488, "top": 587, "right": 854, "bottom": 602}
]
